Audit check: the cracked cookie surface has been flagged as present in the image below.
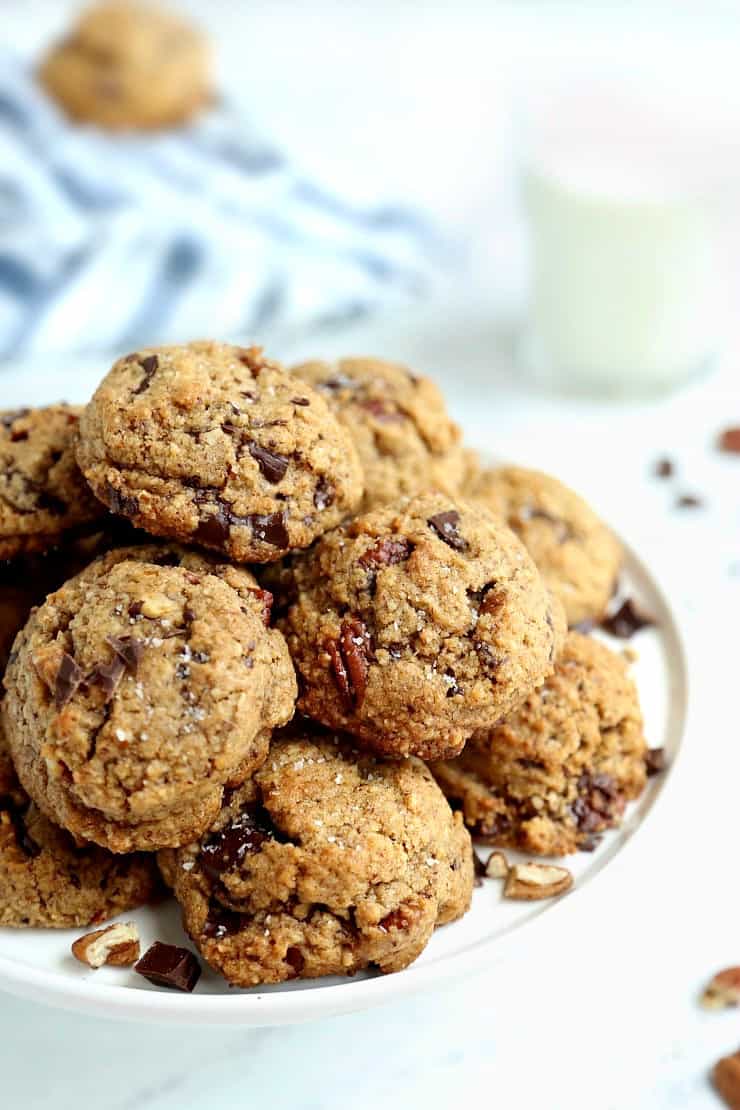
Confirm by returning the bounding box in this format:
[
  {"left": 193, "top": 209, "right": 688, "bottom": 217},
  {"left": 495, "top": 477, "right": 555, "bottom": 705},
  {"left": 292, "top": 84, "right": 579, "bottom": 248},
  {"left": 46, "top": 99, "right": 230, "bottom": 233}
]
[
  {"left": 430, "top": 632, "right": 648, "bottom": 855},
  {"left": 292, "top": 357, "right": 477, "bottom": 511},
  {"left": 159, "top": 725, "right": 473, "bottom": 985},
  {"left": 2, "top": 544, "right": 297, "bottom": 852},
  {"left": 274, "top": 492, "right": 566, "bottom": 760},
  {"left": 0, "top": 721, "right": 160, "bottom": 927},
  {"left": 77, "top": 343, "right": 364, "bottom": 563},
  {"left": 472, "top": 466, "right": 622, "bottom": 627},
  {"left": 38, "top": 0, "right": 212, "bottom": 131},
  {"left": 0, "top": 405, "right": 106, "bottom": 561}
]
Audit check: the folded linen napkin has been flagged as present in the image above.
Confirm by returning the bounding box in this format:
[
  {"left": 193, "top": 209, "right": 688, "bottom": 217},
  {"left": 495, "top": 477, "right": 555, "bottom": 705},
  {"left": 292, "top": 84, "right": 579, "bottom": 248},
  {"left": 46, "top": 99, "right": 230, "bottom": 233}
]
[{"left": 0, "top": 52, "right": 434, "bottom": 362}]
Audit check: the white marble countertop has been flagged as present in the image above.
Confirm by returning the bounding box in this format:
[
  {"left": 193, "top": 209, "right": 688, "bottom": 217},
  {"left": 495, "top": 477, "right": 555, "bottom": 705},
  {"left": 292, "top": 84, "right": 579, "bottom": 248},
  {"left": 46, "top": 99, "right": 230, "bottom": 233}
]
[{"left": 2, "top": 3, "right": 740, "bottom": 1108}]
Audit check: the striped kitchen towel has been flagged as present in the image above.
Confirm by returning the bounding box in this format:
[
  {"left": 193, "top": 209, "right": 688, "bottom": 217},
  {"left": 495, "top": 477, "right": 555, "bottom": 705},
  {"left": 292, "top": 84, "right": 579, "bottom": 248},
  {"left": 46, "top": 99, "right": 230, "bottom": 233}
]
[{"left": 0, "top": 52, "right": 436, "bottom": 362}]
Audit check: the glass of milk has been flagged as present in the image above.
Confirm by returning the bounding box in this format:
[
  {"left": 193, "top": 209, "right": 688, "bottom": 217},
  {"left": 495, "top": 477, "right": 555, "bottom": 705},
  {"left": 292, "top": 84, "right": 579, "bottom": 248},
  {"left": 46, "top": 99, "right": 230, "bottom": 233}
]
[{"left": 519, "top": 81, "right": 728, "bottom": 395}]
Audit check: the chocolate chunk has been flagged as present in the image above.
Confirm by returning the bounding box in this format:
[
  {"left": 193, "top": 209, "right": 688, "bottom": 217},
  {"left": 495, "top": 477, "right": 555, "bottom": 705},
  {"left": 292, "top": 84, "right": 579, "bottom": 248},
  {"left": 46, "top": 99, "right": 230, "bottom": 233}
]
[
  {"left": 285, "top": 946, "right": 305, "bottom": 975},
  {"left": 314, "top": 477, "right": 335, "bottom": 512},
  {"left": 517, "top": 506, "right": 573, "bottom": 543},
  {"left": 676, "top": 493, "right": 703, "bottom": 509},
  {"left": 428, "top": 510, "right": 467, "bottom": 552},
  {"left": 654, "top": 457, "right": 675, "bottom": 478},
  {"left": 200, "top": 803, "right": 284, "bottom": 882},
  {"left": 320, "top": 375, "right": 358, "bottom": 392},
  {"left": 291, "top": 397, "right": 310, "bottom": 407},
  {"left": 645, "top": 747, "right": 666, "bottom": 776},
  {"left": 132, "top": 354, "right": 159, "bottom": 396},
  {"left": 105, "top": 484, "right": 140, "bottom": 520},
  {"left": 1, "top": 409, "right": 30, "bottom": 430},
  {"left": 472, "top": 851, "right": 487, "bottom": 886},
  {"left": 106, "top": 635, "right": 144, "bottom": 675},
  {"left": 359, "top": 537, "right": 412, "bottom": 569},
  {"left": 601, "top": 599, "right": 654, "bottom": 639},
  {"left": 328, "top": 618, "right": 373, "bottom": 711},
  {"left": 245, "top": 511, "right": 289, "bottom": 548},
  {"left": 246, "top": 587, "right": 273, "bottom": 627},
  {"left": 193, "top": 508, "right": 230, "bottom": 548},
  {"left": 573, "top": 772, "right": 624, "bottom": 833},
  {"left": 54, "top": 652, "right": 84, "bottom": 709},
  {"left": 718, "top": 427, "right": 740, "bottom": 454},
  {"left": 248, "top": 442, "right": 289, "bottom": 483},
  {"left": 473, "top": 641, "right": 505, "bottom": 681},
  {"left": 134, "top": 942, "right": 201, "bottom": 993},
  {"left": 90, "top": 654, "right": 126, "bottom": 700},
  {"left": 202, "top": 905, "right": 243, "bottom": 939}
]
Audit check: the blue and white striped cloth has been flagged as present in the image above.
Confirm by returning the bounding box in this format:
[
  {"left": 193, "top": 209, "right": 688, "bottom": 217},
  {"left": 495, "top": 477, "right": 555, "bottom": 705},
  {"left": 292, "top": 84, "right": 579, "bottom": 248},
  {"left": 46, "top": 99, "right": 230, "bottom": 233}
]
[{"left": 0, "top": 52, "right": 435, "bottom": 361}]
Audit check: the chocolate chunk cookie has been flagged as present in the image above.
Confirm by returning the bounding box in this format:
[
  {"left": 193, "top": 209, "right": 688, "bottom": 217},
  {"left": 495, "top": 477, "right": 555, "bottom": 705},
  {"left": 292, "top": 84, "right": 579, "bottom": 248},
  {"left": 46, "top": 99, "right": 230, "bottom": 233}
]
[
  {"left": 2, "top": 544, "right": 297, "bottom": 852},
  {"left": 472, "top": 466, "right": 622, "bottom": 627},
  {"left": 77, "top": 343, "right": 364, "bottom": 563},
  {"left": 292, "top": 357, "right": 477, "bottom": 511},
  {"left": 159, "top": 726, "right": 473, "bottom": 986},
  {"left": 275, "top": 492, "right": 566, "bottom": 760},
  {"left": 430, "top": 632, "right": 648, "bottom": 855},
  {"left": 0, "top": 721, "right": 160, "bottom": 927},
  {"left": 0, "top": 405, "right": 106, "bottom": 561},
  {"left": 38, "top": 1, "right": 212, "bottom": 131}
]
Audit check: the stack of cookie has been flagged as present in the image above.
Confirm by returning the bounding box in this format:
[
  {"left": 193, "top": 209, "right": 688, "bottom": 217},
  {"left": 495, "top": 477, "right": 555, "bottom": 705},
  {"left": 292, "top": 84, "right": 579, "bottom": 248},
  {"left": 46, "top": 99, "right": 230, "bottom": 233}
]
[{"left": 0, "top": 342, "right": 655, "bottom": 989}]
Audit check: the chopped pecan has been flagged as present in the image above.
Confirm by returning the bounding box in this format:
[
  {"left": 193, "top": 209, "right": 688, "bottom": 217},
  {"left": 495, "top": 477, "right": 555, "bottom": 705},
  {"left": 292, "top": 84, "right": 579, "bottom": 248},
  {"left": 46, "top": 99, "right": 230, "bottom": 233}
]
[
  {"left": 72, "top": 922, "right": 140, "bottom": 969},
  {"left": 701, "top": 967, "right": 740, "bottom": 1010},
  {"left": 503, "top": 862, "right": 573, "bottom": 901},
  {"left": 327, "top": 618, "right": 373, "bottom": 711}
]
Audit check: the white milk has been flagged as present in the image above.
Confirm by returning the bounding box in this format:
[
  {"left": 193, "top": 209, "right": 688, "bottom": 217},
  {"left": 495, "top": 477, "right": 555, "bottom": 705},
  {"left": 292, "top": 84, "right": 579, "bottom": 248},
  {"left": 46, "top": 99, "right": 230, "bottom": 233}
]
[{"left": 520, "top": 86, "right": 726, "bottom": 395}]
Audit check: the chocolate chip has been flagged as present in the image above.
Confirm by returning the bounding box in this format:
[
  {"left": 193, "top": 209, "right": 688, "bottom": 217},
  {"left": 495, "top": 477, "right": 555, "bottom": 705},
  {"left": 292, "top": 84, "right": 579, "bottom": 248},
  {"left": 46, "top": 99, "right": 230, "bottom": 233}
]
[
  {"left": 132, "top": 355, "right": 159, "bottom": 396},
  {"left": 134, "top": 943, "right": 201, "bottom": 993},
  {"left": 327, "top": 618, "right": 373, "bottom": 711},
  {"left": 676, "top": 493, "right": 703, "bottom": 509},
  {"left": 473, "top": 641, "right": 505, "bottom": 681},
  {"left": 90, "top": 654, "right": 126, "bottom": 700},
  {"left": 106, "top": 635, "right": 144, "bottom": 675},
  {"left": 245, "top": 511, "right": 289, "bottom": 548},
  {"left": 105, "top": 484, "right": 140, "bottom": 520},
  {"left": 53, "top": 652, "right": 84, "bottom": 709},
  {"left": 654, "top": 457, "right": 675, "bottom": 478},
  {"left": 248, "top": 442, "right": 289, "bottom": 483},
  {"left": 285, "top": 946, "right": 305, "bottom": 976},
  {"left": 291, "top": 397, "right": 310, "bottom": 407},
  {"left": 314, "top": 477, "right": 335, "bottom": 512},
  {"left": 247, "top": 587, "right": 273, "bottom": 627},
  {"left": 359, "top": 537, "right": 413, "bottom": 570},
  {"left": 200, "top": 803, "right": 284, "bottom": 882},
  {"left": 320, "top": 375, "right": 358, "bottom": 392},
  {"left": 202, "top": 906, "right": 243, "bottom": 939},
  {"left": 472, "top": 852, "right": 487, "bottom": 886},
  {"left": 601, "top": 599, "right": 654, "bottom": 639},
  {"left": 645, "top": 747, "right": 666, "bottom": 776},
  {"left": 428, "top": 510, "right": 467, "bottom": 552},
  {"left": 718, "top": 427, "right": 740, "bottom": 454},
  {"left": 572, "top": 772, "right": 624, "bottom": 833},
  {"left": 193, "top": 508, "right": 230, "bottom": 549}
]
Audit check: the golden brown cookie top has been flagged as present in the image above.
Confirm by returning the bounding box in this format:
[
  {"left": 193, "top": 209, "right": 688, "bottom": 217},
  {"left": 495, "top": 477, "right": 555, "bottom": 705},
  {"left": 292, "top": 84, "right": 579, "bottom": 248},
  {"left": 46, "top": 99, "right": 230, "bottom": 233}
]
[
  {"left": 159, "top": 724, "right": 473, "bottom": 986},
  {"left": 472, "top": 466, "right": 622, "bottom": 626},
  {"left": 76, "top": 343, "right": 364, "bottom": 563},
  {"left": 276, "top": 491, "right": 566, "bottom": 760},
  {"left": 292, "top": 356, "right": 474, "bottom": 511},
  {"left": 0, "top": 404, "right": 106, "bottom": 561}
]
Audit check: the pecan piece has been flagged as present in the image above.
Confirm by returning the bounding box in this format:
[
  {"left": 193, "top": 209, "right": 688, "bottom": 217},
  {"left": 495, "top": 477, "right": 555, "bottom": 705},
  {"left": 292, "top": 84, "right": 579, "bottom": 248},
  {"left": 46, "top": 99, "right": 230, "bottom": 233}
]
[
  {"left": 503, "top": 862, "right": 573, "bottom": 901},
  {"left": 72, "top": 922, "right": 140, "bottom": 969},
  {"left": 327, "top": 618, "right": 373, "bottom": 711},
  {"left": 359, "top": 537, "right": 412, "bottom": 569},
  {"left": 714, "top": 1050, "right": 740, "bottom": 1110},
  {"left": 484, "top": 850, "right": 510, "bottom": 879},
  {"left": 701, "top": 967, "right": 740, "bottom": 1010}
]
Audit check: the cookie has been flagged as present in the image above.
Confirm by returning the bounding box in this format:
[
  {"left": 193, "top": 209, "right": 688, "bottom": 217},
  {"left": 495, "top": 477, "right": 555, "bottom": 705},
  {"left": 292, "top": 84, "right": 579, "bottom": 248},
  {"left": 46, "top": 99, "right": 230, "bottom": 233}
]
[
  {"left": 0, "top": 721, "right": 160, "bottom": 928},
  {"left": 38, "top": 1, "right": 212, "bottom": 131},
  {"left": 471, "top": 466, "right": 622, "bottom": 627},
  {"left": 2, "top": 544, "right": 297, "bottom": 852},
  {"left": 0, "top": 405, "right": 106, "bottom": 561},
  {"left": 292, "top": 357, "right": 476, "bottom": 512},
  {"left": 159, "top": 725, "right": 473, "bottom": 985},
  {"left": 274, "top": 492, "right": 566, "bottom": 760},
  {"left": 76, "top": 343, "right": 364, "bottom": 563},
  {"left": 430, "top": 632, "right": 648, "bottom": 855}
]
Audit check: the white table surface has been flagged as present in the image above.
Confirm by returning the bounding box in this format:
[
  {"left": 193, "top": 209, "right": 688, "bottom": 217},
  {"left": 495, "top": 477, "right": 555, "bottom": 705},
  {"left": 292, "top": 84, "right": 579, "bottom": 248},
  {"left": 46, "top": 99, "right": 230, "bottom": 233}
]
[{"left": 2, "top": 3, "right": 740, "bottom": 1108}]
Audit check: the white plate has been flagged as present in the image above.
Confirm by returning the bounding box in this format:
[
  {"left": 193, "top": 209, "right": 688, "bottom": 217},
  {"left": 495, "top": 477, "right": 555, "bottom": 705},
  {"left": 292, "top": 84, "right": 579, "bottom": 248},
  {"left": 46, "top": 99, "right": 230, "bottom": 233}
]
[{"left": 0, "top": 381, "right": 689, "bottom": 1025}]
